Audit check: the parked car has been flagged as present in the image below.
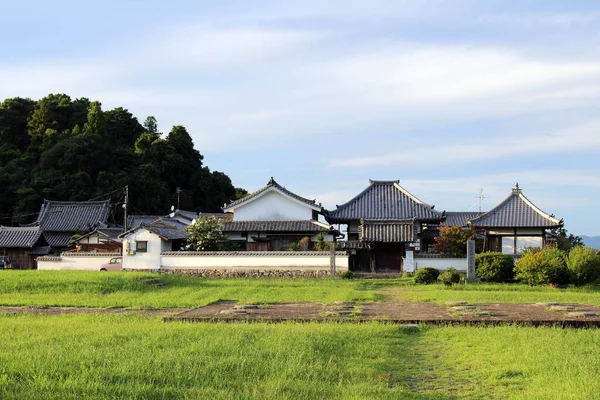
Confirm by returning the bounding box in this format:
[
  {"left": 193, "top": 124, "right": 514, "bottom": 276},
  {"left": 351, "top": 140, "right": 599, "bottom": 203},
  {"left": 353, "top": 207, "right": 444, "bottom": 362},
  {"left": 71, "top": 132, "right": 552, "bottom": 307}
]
[{"left": 99, "top": 257, "right": 122, "bottom": 271}]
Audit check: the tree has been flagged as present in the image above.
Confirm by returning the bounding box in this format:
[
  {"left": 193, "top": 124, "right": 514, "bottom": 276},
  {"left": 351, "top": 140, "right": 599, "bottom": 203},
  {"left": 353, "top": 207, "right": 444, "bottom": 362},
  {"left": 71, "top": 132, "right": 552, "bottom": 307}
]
[
  {"left": 434, "top": 226, "right": 474, "bottom": 257},
  {"left": 143, "top": 116, "right": 158, "bottom": 133},
  {"left": 551, "top": 227, "right": 583, "bottom": 251},
  {"left": 184, "top": 216, "right": 229, "bottom": 251}
]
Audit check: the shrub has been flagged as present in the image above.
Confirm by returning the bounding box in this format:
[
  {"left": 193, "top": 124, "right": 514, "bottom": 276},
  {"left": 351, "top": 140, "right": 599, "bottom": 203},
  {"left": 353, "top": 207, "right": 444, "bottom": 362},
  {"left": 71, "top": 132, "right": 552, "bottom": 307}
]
[
  {"left": 475, "top": 252, "right": 515, "bottom": 282},
  {"left": 340, "top": 270, "right": 355, "bottom": 279},
  {"left": 299, "top": 236, "right": 311, "bottom": 251},
  {"left": 515, "top": 247, "right": 569, "bottom": 286},
  {"left": 414, "top": 267, "right": 440, "bottom": 284},
  {"left": 565, "top": 246, "right": 600, "bottom": 285},
  {"left": 288, "top": 242, "right": 301, "bottom": 251},
  {"left": 438, "top": 268, "right": 461, "bottom": 286}
]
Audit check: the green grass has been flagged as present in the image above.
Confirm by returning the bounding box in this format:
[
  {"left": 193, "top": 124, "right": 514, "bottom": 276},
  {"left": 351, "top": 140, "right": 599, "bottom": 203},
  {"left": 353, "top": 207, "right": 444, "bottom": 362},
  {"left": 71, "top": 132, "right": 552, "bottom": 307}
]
[
  {"left": 363, "top": 279, "right": 600, "bottom": 306},
  {"left": 0, "top": 314, "right": 599, "bottom": 399},
  {"left": 0, "top": 271, "right": 384, "bottom": 308}
]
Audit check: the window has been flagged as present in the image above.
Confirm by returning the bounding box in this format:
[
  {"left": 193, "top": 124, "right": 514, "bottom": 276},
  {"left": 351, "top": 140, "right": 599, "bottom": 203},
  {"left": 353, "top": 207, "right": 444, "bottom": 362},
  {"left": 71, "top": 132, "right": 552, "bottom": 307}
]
[{"left": 136, "top": 241, "right": 148, "bottom": 253}]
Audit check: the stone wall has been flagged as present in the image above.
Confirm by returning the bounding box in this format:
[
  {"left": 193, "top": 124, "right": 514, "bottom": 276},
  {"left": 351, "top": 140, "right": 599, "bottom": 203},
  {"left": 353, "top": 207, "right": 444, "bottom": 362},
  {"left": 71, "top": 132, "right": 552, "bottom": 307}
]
[{"left": 123, "top": 268, "right": 340, "bottom": 278}]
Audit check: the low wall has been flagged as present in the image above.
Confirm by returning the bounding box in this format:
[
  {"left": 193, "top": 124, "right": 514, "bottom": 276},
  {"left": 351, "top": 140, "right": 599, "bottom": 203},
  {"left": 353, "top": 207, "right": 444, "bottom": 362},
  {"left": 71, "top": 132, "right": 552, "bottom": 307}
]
[
  {"left": 414, "top": 255, "right": 467, "bottom": 271},
  {"left": 155, "top": 251, "right": 349, "bottom": 277},
  {"left": 37, "top": 252, "right": 121, "bottom": 271}
]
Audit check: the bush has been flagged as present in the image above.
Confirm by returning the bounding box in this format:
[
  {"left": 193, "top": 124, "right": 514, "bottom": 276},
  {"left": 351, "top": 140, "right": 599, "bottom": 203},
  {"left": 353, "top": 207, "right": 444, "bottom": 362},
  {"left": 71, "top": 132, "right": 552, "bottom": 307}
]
[
  {"left": 515, "top": 247, "right": 569, "bottom": 286},
  {"left": 438, "top": 268, "right": 461, "bottom": 286},
  {"left": 414, "top": 267, "right": 440, "bottom": 284},
  {"left": 566, "top": 246, "right": 600, "bottom": 285},
  {"left": 340, "top": 271, "right": 355, "bottom": 280},
  {"left": 475, "top": 252, "right": 515, "bottom": 282}
]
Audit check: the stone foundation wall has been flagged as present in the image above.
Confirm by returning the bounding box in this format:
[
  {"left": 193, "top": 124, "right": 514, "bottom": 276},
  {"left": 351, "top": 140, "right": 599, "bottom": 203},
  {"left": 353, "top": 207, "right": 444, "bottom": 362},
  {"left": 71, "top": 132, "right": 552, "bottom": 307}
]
[{"left": 123, "top": 268, "right": 341, "bottom": 278}]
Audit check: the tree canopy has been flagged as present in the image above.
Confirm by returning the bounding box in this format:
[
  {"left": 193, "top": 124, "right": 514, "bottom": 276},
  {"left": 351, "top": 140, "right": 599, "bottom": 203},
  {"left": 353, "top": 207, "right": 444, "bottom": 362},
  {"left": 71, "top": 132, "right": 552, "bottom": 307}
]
[{"left": 0, "top": 94, "right": 240, "bottom": 225}]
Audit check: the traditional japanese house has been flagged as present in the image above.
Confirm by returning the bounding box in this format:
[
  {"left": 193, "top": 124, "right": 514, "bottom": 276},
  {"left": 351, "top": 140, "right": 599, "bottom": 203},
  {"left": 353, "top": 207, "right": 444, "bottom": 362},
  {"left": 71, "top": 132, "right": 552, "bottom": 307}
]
[
  {"left": 221, "top": 177, "right": 337, "bottom": 251},
  {"left": 325, "top": 180, "right": 445, "bottom": 272},
  {"left": 0, "top": 226, "right": 50, "bottom": 269},
  {"left": 24, "top": 200, "right": 111, "bottom": 254},
  {"left": 73, "top": 227, "right": 124, "bottom": 253},
  {"left": 468, "top": 184, "right": 563, "bottom": 254}
]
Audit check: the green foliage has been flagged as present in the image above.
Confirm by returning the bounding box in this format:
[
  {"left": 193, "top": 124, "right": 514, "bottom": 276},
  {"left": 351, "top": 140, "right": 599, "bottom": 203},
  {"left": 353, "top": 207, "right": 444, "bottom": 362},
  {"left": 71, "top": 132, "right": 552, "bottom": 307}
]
[
  {"left": 475, "top": 252, "right": 515, "bottom": 282},
  {"left": 0, "top": 94, "right": 243, "bottom": 224},
  {"left": 438, "top": 268, "right": 461, "bottom": 286},
  {"left": 551, "top": 227, "right": 583, "bottom": 251},
  {"left": 340, "top": 270, "right": 355, "bottom": 279},
  {"left": 434, "top": 225, "right": 473, "bottom": 257},
  {"left": 515, "top": 247, "right": 569, "bottom": 286},
  {"left": 314, "top": 232, "right": 330, "bottom": 251},
  {"left": 288, "top": 242, "right": 302, "bottom": 251},
  {"left": 565, "top": 246, "right": 600, "bottom": 285},
  {"left": 184, "top": 216, "right": 229, "bottom": 251},
  {"left": 414, "top": 267, "right": 440, "bottom": 284}
]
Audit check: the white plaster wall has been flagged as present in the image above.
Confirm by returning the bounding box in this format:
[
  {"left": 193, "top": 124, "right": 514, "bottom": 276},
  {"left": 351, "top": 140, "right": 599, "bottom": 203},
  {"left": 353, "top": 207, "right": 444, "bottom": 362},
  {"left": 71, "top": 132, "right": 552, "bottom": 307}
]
[
  {"left": 160, "top": 253, "right": 349, "bottom": 271},
  {"left": 233, "top": 191, "right": 315, "bottom": 221},
  {"left": 38, "top": 254, "right": 119, "bottom": 270},
  {"left": 122, "top": 230, "right": 163, "bottom": 270},
  {"left": 414, "top": 257, "right": 467, "bottom": 271}
]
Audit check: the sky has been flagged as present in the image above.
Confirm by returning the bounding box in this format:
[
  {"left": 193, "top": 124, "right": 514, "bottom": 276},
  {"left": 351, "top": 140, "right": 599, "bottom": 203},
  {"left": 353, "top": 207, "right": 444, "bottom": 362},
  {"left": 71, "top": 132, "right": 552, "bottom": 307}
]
[{"left": 1, "top": 0, "right": 599, "bottom": 236}]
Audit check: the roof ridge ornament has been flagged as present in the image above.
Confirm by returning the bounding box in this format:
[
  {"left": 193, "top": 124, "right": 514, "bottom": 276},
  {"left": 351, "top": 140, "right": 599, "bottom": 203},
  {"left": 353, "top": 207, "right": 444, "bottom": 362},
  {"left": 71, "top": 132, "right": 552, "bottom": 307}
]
[{"left": 512, "top": 182, "right": 522, "bottom": 194}]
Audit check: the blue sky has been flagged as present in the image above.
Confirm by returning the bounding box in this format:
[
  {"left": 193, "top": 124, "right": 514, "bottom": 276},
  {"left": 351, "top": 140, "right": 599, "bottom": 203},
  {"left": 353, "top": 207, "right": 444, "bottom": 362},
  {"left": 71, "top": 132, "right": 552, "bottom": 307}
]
[{"left": 1, "top": 0, "right": 600, "bottom": 235}]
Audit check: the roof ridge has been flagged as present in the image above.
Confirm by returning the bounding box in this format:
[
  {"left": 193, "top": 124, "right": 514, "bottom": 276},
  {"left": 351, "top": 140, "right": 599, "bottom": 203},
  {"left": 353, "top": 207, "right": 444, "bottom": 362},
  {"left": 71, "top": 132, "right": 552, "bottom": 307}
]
[{"left": 223, "top": 178, "right": 318, "bottom": 210}]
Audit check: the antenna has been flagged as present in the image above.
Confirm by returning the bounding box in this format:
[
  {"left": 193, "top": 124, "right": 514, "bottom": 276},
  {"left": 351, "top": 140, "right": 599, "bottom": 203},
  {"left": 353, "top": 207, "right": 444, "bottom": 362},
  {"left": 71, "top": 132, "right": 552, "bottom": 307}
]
[
  {"left": 467, "top": 187, "right": 486, "bottom": 213},
  {"left": 476, "top": 187, "right": 485, "bottom": 214}
]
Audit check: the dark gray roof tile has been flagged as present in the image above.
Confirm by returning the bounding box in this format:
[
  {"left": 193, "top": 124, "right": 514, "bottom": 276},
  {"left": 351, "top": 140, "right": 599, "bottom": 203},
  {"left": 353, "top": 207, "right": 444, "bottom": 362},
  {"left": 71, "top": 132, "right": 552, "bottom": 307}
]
[
  {"left": 224, "top": 178, "right": 319, "bottom": 210},
  {"left": 220, "top": 220, "right": 332, "bottom": 233},
  {"left": 468, "top": 185, "right": 562, "bottom": 228},
  {"left": 0, "top": 226, "right": 42, "bottom": 248},
  {"left": 326, "top": 180, "right": 444, "bottom": 223},
  {"left": 43, "top": 232, "right": 74, "bottom": 248},
  {"left": 359, "top": 219, "right": 416, "bottom": 243},
  {"left": 30, "top": 200, "right": 110, "bottom": 232},
  {"left": 443, "top": 212, "right": 482, "bottom": 227}
]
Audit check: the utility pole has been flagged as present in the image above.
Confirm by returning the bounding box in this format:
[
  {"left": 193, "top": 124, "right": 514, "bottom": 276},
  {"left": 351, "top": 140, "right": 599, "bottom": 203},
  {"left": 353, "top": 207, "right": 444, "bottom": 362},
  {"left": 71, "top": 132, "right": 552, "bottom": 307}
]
[
  {"left": 123, "top": 185, "right": 129, "bottom": 232},
  {"left": 176, "top": 187, "right": 181, "bottom": 210}
]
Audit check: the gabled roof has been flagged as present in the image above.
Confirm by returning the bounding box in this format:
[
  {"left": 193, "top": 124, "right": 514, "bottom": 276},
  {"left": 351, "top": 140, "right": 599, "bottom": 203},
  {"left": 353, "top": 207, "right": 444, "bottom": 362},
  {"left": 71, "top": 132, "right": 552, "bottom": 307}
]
[
  {"left": 127, "top": 215, "right": 164, "bottom": 229},
  {"left": 220, "top": 220, "right": 333, "bottom": 233},
  {"left": 223, "top": 177, "right": 321, "bottom": 212},
  {"left": 443, "top": 212, "right": 482, "bottom": 227},
  {"left": 120, "top": 221, "right": 189, "bottom": 241},
  {"left": 43, "top": 232, "right": 75, "bottom": 248},
  {"left": 359, "top": 219, "right": 416, "bottom": 243},
  {"left": 75, "top": 227, "right": 124, "bottom": 242},
  {"left": 28, "top": 200, "right": 110, "bottom": 232},
  {"left": 468, "top": 184, "right": 563, "bottom": 228},
  {"left": 0, "top": 226, "right": 42, "bottom": 248},
  {"left": 326, "top": 180, "right": 445, "bottom": 223}
]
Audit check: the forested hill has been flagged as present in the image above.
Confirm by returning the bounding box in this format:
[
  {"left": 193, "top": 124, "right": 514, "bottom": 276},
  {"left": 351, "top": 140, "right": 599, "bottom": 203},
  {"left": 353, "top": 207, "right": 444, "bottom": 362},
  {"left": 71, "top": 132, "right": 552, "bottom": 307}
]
[{"left": 0, "top": 94, "right": 244, "bottom": 225}]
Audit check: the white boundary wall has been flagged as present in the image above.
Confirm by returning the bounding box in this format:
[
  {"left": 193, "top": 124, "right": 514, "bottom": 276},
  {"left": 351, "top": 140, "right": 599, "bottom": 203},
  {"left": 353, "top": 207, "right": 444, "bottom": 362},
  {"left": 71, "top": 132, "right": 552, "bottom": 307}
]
[
  {"left": 38, "top": 253, "right": 120, "bottom": 271},
  {"left": 159, "top": 251, "right": 348, "bottom": 272},
  {"left": 413, "top": 255, "right": 467, "bottom": 272}
]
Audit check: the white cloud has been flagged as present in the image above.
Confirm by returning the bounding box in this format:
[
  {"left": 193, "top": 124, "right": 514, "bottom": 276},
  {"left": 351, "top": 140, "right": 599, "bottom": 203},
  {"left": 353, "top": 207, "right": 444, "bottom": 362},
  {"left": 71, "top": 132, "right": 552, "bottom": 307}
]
[{"left": 330, "top": 119, "right": 600, "bottom": 168}]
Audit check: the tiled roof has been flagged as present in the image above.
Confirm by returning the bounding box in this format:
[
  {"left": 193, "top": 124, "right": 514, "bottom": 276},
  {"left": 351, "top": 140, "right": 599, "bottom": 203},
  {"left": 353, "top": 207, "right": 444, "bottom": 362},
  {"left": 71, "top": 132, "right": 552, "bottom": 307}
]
[
  {"left": 96, "top": 227, "right": 124, "bottom": 239},
  {"left": 468, "top": 185, "right": 563, "bottom": 228},
  {"left": 29, "top": 200, "right": 110, "bottom": 232},
  {"left": 0, "top": 226, "right": 42, "bottom": 248},
  {"left": 359, "top": 219, "right": 416, "bottom": 243},
  {"left": 326, "top": 180, "right": 444, "bottom": 223},
  {"left": 220, "top": 220, "right": 333, "bottom": 233},
  {"left": 28, "top": 246, "right": 52, "bottom": 255},
  {"left": 144, "top": 224, "right": 189, "bottom": 240},
  {"left": 43, "top": 232, "right": 74, "bottom": 248},
  {"left": 223, "top": 177, "right": 320, "bottom": 211},
  {"left": 443, "top": 212, "right": 482, "bottom": 227},
  {"left": 127, "top": 215, "right": 164, "bottom": 229}
]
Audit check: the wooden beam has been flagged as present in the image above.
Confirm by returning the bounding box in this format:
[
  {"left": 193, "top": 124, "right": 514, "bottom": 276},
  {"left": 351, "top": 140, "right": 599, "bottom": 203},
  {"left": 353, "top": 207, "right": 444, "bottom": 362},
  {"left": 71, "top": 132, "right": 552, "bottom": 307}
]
[{"left": 513, "top": 228, "right": 517, "bottom": 255}]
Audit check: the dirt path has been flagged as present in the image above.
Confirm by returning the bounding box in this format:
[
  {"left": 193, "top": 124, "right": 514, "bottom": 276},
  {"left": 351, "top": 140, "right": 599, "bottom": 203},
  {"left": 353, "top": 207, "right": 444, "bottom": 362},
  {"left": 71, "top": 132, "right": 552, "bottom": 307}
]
[{"left": 3, "top": 302, "right": 600, "bottom": 327}]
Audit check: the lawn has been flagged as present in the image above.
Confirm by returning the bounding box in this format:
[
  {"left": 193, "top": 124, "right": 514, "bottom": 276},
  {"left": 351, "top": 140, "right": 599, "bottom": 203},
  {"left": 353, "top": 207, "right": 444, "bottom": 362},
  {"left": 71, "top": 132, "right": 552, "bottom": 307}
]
[
  {"left": 0, "top": 270, "right": 599, "bottom": 309},
  {"left": 0, "top": 314, "right": 599, "bottom": 399},
  {"left": 0, "top": 270, "right": 384, "bottom": 308}
]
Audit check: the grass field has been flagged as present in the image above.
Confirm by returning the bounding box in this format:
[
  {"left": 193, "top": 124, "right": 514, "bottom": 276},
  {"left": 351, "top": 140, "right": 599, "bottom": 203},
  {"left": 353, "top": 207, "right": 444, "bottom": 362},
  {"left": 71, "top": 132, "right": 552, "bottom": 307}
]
[
  {"left": 0, "top": 270, "right": 599, "bottom": 308},
  {"left": 0, "top": 314, "right": 599, "bottom": 399}
]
